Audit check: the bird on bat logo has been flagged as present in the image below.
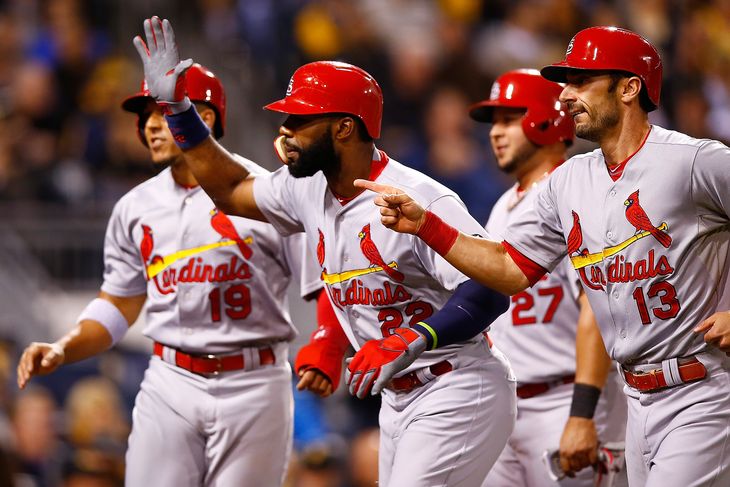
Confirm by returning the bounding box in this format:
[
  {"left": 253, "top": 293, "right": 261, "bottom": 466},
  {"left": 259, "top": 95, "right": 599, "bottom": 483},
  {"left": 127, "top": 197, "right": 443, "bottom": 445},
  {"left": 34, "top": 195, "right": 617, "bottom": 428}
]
[
  {"left": 624, "top": 190, "right": 671, "bottom": 248},
  {"left": 358, "top": 224, "right": 405, "bottom": 282}
]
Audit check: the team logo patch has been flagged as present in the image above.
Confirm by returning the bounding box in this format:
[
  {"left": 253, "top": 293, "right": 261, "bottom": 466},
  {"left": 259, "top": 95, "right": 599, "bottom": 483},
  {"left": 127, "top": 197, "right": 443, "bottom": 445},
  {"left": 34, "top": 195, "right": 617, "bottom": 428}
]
[
  {"left": 286, "top": 77, "right": 294, "bottom": 96},
  {"left": 319, "top": 224, "right": 404, "bottom": 284},
  {"left": 566, "top": 36, "right": 575, "bottom": 55},
  {"left": 210, "top": 208, "right": 253, "bottom": 259},
  {"left": 138, "top": 215, "right": 255, "bottom": 295},
  {"left": 568, "top": 190, "right": 672, "bottom": 292}
]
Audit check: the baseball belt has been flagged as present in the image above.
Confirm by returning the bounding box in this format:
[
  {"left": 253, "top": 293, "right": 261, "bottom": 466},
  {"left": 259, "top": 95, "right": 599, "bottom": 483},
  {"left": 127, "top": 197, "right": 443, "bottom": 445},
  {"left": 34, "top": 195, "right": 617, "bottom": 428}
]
[
  {"left": 621, "top": 356, "right": 706, "bottom": 393},
  {"left": 386, "top": 332, "right": 494, "bottom": 393},
  {"left": 153, "top": 342, "right": 275, "bottom": 376},
  {"left": 387, "top": 360, "right": 453, "bottom": 392},
  {"left": 516, "top": 374, "right": 575, "bottom": 399}
]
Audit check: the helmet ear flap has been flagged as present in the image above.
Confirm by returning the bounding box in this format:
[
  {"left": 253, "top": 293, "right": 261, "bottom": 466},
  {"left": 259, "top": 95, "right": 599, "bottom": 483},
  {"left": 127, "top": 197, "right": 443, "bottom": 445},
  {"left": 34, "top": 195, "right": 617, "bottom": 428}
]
[{"left": 522, "top": 104, "right": 572, "bottom": 146}]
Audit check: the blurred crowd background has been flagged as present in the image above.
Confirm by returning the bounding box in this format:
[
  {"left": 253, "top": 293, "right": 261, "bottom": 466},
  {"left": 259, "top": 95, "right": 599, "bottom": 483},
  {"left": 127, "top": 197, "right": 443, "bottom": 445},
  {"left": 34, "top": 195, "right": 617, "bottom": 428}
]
[{"left": 0, "top": 0, "right": 728, "bottom": 485}]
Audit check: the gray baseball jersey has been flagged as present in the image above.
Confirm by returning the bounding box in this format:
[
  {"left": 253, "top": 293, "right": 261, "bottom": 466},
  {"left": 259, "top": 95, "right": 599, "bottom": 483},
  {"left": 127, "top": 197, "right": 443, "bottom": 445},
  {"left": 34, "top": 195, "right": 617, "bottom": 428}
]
[
  {"left": 484, "top": 177, "right": 627, "bottom": 487},
  {"left": 102, "top": 156, "right": 321, "bottom": 353},
  {"left": 503, "top": 126, "right": 730, "bottom": 365},
  {"left": 502, "top": 126, "right": 730, "bottom": 486},
  {"left": 253, "top": 149, "right": 517, "bottom": 486},
  {"left": 486, "top": 180, "right": 581, "bottom": 383},
  {"left": 101, "top": 155, "right": 321, "bottom": 487}
]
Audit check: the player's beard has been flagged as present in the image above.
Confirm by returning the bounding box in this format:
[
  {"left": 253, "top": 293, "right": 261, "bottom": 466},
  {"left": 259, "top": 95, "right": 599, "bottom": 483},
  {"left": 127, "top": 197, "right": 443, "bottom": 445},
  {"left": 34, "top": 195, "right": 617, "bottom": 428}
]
[
  {"left": 573, "top": 88, "right": 621, "bottom": 142},
  {"left": 575, "top": 106, "right": 620, "bottom": 142},
  {"left": 497, "top": 141, "right": 539, "bottom": 175},
  {"left": 287, "top": 128, "right": 340, "bottom": 178}
]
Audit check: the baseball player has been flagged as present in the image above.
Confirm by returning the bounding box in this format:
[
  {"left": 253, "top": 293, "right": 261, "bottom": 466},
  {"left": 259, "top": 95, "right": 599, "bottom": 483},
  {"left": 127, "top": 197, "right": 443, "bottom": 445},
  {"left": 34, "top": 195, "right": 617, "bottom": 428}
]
[
  {"left": 471, "top": 69, "right": 627, "bottom": 486},
  {"left": 358, "top": 26, "right": 730, "bottom": 487},
  {"left": 133, "top": 16, "right": 516, "bottom": 487},
  {"left": 16, "top": 64, "right": 329, "bottom": 487}
]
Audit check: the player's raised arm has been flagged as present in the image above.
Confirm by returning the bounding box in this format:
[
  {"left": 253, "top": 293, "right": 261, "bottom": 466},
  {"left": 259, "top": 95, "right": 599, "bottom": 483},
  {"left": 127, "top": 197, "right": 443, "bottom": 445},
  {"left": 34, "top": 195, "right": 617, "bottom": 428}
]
[
  {"left": 354, "top": 179, "right": 531, "bottom": 295},
  {"left": 132, "top": 16, "right": 264, "bottom": 220}
]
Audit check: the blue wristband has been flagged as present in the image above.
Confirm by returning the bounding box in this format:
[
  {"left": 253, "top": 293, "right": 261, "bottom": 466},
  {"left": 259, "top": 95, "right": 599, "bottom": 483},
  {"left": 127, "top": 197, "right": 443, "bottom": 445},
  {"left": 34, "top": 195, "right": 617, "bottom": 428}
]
[{"left": 164, "top": 105, "right": 211, "bottom": 150}]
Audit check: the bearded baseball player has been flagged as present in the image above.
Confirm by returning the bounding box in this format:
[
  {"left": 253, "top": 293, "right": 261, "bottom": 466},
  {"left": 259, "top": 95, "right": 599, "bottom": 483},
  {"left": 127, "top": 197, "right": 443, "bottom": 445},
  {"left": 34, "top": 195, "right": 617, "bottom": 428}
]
[
  {"left": 15, "top": 63, "right": 331, "bottom": 487},
  {"left": 359, "top": 26, "right": 730, "bottom": 487},
  {"left": 472, "top": 69, "right": 627, "bottom": 487},
  {"left": 133, "top": 16, "right": 516, "bottom": 487}
]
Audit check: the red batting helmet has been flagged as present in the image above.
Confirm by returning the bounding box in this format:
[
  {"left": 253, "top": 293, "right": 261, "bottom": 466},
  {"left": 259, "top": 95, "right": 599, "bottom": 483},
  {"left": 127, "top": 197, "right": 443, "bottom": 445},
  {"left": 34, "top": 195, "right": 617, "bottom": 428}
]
[
  {"left": 122, "top": 63, "right": 226, "bottom": 145},
  {"left": 469, "top": 69, "right": 574, "bottom": 146},
  {"left": 541, "top": 26, "right": 662, "bottom": 111},
  {"left": 264, "top": 61, "right": 383, "bottom": 139}
]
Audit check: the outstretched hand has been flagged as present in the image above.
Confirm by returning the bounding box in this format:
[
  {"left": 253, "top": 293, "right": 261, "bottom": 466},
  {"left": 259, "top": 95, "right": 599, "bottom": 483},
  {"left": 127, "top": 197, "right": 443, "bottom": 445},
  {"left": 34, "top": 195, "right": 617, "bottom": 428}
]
[
  {"left": 353, "top": 179, "right": 426, "bottom": 234},
  {"left": 133, "top": 16, "right": 193, "bottom": 112},
  {"left": 17, "top": 342, "right": 65, "bottom": 389}
]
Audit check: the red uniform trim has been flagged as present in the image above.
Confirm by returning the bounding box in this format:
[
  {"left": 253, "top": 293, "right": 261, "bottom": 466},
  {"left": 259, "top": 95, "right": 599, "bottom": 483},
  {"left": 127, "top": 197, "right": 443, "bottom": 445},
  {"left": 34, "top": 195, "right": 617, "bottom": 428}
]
[
  {"left": 607, "top": 127, "right": 651, "bottom": 181},
  {"left": 501, "top": 241, "right": 548, "bottom": 286},
  {"left": 333, "top": 150, "right": 389, "bottom": 205}
]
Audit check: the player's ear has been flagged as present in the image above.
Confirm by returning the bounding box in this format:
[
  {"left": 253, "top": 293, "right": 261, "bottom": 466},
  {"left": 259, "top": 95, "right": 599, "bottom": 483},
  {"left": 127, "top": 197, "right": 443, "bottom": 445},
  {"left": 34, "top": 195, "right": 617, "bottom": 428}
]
[
  {"left": 197, "top": 106, "right": 217, "bottom": 131},
  {"left": 620, "top": 76, "right": 643, "bottom": 105},
  {"left": 333, "top": 116, "right": 356, "bottom": 140}
]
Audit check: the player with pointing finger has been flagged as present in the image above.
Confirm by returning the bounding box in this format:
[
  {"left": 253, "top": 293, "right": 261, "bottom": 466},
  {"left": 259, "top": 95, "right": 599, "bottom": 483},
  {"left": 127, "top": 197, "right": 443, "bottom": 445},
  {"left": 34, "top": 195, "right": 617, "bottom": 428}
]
[
  {"left": 357, "top": 26, "right": 730, "bottom": 486},
  {"left": 132, "top": 16, "right": 516, "bottom": 487}
]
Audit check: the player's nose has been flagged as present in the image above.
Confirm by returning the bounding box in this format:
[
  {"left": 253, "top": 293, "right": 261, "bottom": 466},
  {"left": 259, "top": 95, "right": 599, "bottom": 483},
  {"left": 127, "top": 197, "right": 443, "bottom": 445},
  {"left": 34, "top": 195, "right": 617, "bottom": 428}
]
[
  {"left": 145, "top": 111, "right": 165, "bottom": 131},
  {"left": 559, "top": 85, "right": 576, "bottom": 104},
  {"left": 278, "top": 124, "right": 294, "bottom": 138}
]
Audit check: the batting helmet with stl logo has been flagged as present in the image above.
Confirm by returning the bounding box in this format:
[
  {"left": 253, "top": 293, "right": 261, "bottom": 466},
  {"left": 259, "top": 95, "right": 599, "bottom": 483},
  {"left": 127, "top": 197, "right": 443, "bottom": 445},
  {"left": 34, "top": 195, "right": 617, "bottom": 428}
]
[
  {"left": 541, "top": 26, "right": 662, "bottom": 111},
  {"left": 122, "top": 63, "right": 226, "bottom": 145},
  {"left": 264, "top": 61, "right": 383, "bottom": 139},
  {"left": 469, "top": 69, "right": 574, "bottom": 146}
]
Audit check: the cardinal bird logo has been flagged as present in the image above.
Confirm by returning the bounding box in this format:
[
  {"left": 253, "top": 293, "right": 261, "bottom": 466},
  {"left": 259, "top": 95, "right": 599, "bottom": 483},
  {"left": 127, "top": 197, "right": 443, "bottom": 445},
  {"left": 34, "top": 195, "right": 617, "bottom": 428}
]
[
  {"left": 624, "top": 190, "right": 672, "bottom": 248},
  {"left": 210, "top": 208, "right": 253, "bottom": 259},
  {"left": 566, "top": 211, "right": 588, "bottom": 256},
  {"left": 358, "top": 224, "right": 405, "bottom": 282},
  {"left": 140, "top": 224, "right": 154, "bottom": 264},
  {"left": 317, "top": 229, "right": 325, "bottom": 267}
]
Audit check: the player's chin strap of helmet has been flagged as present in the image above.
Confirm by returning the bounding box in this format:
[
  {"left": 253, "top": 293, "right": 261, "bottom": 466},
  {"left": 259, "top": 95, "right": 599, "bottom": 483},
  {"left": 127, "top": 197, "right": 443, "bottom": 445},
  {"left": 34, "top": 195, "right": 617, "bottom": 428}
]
[{"left": 412, "top": 279, "right": 509, "bottom": 350}]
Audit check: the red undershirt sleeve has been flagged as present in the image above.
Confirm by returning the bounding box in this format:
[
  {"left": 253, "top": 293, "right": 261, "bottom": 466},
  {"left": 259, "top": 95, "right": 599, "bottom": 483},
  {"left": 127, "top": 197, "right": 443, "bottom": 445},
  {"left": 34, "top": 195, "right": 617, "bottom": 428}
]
[{"left": 501, "top": 241, "right": 548, "bottom": 287}]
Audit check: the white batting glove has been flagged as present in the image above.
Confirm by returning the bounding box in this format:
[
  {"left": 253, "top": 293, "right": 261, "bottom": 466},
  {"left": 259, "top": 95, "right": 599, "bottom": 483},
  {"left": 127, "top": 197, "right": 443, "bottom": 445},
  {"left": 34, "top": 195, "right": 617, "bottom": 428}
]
[
  {"left": 345, "top": 328, "right": 427, "bottom": 398},
  {"left": 133, "top": 16, "right": 193, "bottom": 114}
]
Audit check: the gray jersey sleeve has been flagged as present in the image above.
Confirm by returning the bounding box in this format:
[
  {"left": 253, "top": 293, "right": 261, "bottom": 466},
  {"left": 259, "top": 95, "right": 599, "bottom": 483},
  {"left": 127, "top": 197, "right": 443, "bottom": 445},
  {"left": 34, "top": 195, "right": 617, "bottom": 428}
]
[
  {"left": 692, "top": 140, "right": 730, "bottom": 218},
  {"left": 503, "top": 176, "right": 567, "bottom": 272},
  {"left": 282, "top": 232, "right": 323, "bottom": 299},
  {"left": 414, "top": 194, "right": 489, "bottom": 291},
  {"left": 100, "top": 200, "right": 147, "bottom": 297},
  {"left": 252, "top": 167, "right": 306, "bottom": 236}
]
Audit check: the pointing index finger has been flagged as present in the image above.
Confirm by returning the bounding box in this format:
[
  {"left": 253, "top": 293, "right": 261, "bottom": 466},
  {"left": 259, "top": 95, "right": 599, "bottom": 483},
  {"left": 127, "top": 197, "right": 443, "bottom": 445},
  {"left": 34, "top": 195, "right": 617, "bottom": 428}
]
[{"left": 354, "top": 179, "right": 400, "bottom": 195}]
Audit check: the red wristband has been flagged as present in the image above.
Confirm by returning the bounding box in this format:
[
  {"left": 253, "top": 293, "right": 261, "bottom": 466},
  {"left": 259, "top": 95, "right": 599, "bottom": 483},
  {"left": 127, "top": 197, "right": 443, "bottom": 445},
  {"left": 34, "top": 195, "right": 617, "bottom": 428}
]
[{"left": 416, "top": 211, "right": 459, "bottom": 256}]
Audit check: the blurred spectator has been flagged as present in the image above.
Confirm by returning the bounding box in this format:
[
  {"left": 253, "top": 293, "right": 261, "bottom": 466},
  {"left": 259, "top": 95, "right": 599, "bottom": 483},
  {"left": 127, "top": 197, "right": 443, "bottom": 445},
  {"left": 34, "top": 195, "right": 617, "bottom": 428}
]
[
  {"left": 10, "top": 386, "right": 62, "bottom": 487},
  {"left": 394, "top": 85, "right": 508, "bottom": 223},
  {"left": 64, "top": 377, "right": 129, "bottom": 450},
  {"left": 472, "top": 0, "right": 564, "bottom": 79}
]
